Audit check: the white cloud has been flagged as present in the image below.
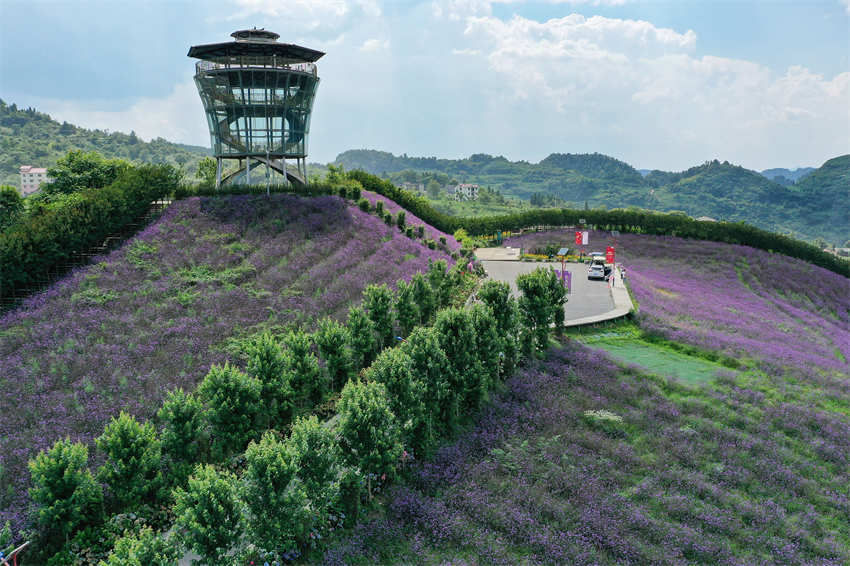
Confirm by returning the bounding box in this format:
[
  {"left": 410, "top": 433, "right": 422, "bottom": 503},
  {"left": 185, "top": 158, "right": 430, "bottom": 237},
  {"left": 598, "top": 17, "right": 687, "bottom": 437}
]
[
  {"left": 457, "top": 13, "right": 849, "bottom": 168},
  {"left": 842, "top": 0, "right": 850, "bottom": 14},
  {"left": 27, "top": 81, "right": 209, "bottom": 147},
  {"left": 232, "top": 0, "right": 380, "bottom": 29},
  {"left": 360, "top": 37, "right": 390, "bottom": 51}
]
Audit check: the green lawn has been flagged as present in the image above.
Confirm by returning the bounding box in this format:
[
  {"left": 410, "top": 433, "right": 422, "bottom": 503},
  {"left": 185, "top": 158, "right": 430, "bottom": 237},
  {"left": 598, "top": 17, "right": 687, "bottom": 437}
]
[{"left": 577, "top": 335, "right": 730, "bottom": 384}]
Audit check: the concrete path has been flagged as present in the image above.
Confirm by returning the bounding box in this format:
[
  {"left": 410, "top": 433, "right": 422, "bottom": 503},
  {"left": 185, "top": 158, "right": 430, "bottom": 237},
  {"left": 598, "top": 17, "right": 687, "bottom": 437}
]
[
  {"left": 478, "top": 258, "right": 634, "bottom": 326},
  {"left": 475, "top": 247, "right": 522, "bottom": 260}
]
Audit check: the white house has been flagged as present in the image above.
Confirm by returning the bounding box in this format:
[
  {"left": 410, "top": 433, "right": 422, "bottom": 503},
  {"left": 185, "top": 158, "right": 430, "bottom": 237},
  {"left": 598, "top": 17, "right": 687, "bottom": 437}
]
[
  {"left": 19, "top": 165, "right": 51, "bottom": 195},
  {"left": 454, "top": 183, "right": 479, "bottom": 201}
]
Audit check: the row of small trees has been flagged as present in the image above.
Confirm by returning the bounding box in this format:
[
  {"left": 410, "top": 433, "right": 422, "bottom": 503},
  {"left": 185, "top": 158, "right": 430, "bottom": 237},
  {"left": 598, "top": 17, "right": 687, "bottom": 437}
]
[
  {"left": 25, "top": 264, "right": 566, "bottom": 564},
  {"left": 26, "top": 259, "right": 508, "bottom": 564}
]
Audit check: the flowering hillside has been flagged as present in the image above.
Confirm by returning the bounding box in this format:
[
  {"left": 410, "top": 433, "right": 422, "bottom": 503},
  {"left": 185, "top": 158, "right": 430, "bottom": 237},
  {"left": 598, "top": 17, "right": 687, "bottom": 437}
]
[
  {"left": 325, "top": 230, "right": 850, "bottom": 564},
  {"left": 0, "top": 193, "right": 453, "bottom": 532}
]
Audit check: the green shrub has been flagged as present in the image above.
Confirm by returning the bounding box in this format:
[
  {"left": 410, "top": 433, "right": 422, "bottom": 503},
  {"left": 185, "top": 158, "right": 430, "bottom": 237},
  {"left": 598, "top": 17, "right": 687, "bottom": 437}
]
[
  {"left": 337, "top": 380, "right": 403, "bottom": 496},
  {"left": 174, "top": 465, "right": 242, "bottom": 565},
  {"left": 315, "top": 318, "right": 353, "bottom": 392},
  {"left": 157, "top": 388, "right": 208, "bottom": 487},
  {"left": 439, "top": 235, "right": 447, "bottom": 247},
  {"left": 517, "top": 267, "right": 562, "bottom": 352},
  {"left": 417, "top": 225, "right": 425, "bottom": 238},
  {"left": 282, "top": 330, "right": 326, "bottom": 407},
  {"left": 244, "top": 332, "right": 293, "bottom": 428},
  {"left": 0, "top": 185, "right": 23, "bottom": 230},
  {"left": 363, "top": 283, "right": 395, "bottom": 349},
  {"left": 197, "top": 363, "right": 263, "bottom": 461},
  {"left": 383, "top": 211, "right": 394, "bottom": 225},
  {"left": 401, "top": 326, "right": 456, "bottom": 441},
  {"left": 434, "top": 308, "right": 483, "bottom": 414},
  {"left": 95, "top": 412, "right": 163, "bottom": 511},
  {"left": 357, "top": 198, "right": 370, "bottom": 212},
  {"left": 366, "top": 348, "right": 427, "bottom": 454},
  {"left": 286, "top": 415, "right": 340, "bottom": 507},
  {"left": 29, "top": 439, "right": 103, "bottom": 553},
  {"left": 394, "top": 279, "right": 418, "bottom": 338},
  {"left": 396, "top": 210, "right": 406, "bottom": 229},
  {"left": 405, "top": 226, "right": 414, "bottom": 238},
  {"left": 410, "top": 272, "right": 435, "bottom": 325},
  {"left": 375, "top": 200, "right": 384, "bottom": 215},
  {"left": 347, "top": 305, "right": 378, "bottom": 370},
  {"left": 99, "top": 527, "right": 179, "bottom": 566},
  {"left": 242, "top": 432, "right": 313, "bottom": 553}
]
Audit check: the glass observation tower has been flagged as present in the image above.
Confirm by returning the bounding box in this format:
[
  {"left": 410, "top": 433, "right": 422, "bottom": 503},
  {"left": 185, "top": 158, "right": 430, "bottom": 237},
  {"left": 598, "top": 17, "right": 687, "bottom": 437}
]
[{"left": 188, "top": 29, "right": 323, "bottom": 188}]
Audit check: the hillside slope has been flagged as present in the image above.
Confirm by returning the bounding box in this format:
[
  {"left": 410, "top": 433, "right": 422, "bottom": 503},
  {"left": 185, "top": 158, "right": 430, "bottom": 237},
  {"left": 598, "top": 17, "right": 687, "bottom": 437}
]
[
  {"left": 0, "top": 193, "right": 456, "bottom": 532},
  {"left": 327, "top": 231, "right": 850, "bottom": 565},
  {"left": 0, "top": 99, "right": 210, "bottom": 187},
  {"left": 335, "top": 149, "right": 849, "bottom": 244}
]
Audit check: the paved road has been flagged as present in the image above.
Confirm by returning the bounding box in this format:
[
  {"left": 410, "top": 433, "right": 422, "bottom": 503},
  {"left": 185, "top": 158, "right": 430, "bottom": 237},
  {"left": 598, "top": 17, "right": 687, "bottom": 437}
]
[{"left": 480, "top": 261, "right": 615, "bottom": 321}]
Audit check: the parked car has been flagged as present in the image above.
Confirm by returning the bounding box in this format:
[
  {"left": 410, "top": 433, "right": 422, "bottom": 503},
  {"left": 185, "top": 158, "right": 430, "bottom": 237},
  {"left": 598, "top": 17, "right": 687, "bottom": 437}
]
[{"left": 588, "top": 264, "right": 607, "bottom": 280}]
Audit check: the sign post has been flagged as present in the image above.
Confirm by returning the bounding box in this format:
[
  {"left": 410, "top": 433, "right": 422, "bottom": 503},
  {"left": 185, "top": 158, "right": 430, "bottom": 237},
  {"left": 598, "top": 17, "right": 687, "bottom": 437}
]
[{"left": 606, "top": 245, "right": 615, "bottom": 264}]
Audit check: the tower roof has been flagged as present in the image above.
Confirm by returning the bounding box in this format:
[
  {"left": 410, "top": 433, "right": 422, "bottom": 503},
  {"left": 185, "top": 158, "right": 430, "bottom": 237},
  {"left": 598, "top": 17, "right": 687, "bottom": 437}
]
[{"left": 188, "top": 29, "right": 324, "bottom": 62}]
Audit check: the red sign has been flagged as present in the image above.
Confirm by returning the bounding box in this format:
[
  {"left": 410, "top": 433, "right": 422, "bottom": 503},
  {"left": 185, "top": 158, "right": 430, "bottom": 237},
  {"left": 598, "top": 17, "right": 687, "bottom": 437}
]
[
  {"left": 606, "top": 246, "right": 615, "bottom": 264},
  {"left": 575, "top": 231, "right": 582, "bottom": 245}
]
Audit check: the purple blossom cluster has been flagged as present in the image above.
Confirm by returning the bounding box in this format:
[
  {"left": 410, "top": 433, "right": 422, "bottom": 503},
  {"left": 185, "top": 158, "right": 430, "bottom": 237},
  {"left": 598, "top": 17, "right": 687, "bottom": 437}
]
[
  {"left": 0, "top": 193, "right": 453, "bottom": 536},
  {"left": 325, "top": 341, "right": 850, "bottom": 565},
  {"left": 324, "top": 229, "right": 850, "bottom": 564}
]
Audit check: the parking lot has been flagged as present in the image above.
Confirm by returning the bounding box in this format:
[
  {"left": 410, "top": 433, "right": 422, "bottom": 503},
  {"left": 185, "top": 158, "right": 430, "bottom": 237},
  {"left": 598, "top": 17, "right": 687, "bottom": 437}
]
[{"left": 479, "top": 260, "right": 616, "bottom": 322}]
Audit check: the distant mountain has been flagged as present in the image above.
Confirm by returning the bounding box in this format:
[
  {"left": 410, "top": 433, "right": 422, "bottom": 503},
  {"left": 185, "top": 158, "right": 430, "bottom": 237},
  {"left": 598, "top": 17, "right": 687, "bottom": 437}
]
[
  {"left": 760, "top": 166, "right": 816, "bottom": 186},
  {"left": 335, "top": 149, "right": 849, "bottom": 245},
  {"left": 0, "top": 99, "right": 210, "bottom": 187}
]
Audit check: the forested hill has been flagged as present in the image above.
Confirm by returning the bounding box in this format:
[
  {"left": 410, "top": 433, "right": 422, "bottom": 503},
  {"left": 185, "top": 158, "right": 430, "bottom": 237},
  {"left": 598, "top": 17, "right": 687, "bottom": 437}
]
[
  {"left": 335, "top": 149, "right": 850, "bottom": 245},
  {"left": 0, "top": 99, "right": 210, "bottom": 187}
]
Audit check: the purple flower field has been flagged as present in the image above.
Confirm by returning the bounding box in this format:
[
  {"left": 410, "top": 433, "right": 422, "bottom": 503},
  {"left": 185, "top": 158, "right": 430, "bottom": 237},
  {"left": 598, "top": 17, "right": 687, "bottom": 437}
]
[
  {"left": 0, "top": 193, "right": 452, "bottom": 534},
  {"left": 360, "top": 190, "right": 461, "bottom": 251},
  {"left": 324, "top": 230, "right": 850, "bottom": 565}
]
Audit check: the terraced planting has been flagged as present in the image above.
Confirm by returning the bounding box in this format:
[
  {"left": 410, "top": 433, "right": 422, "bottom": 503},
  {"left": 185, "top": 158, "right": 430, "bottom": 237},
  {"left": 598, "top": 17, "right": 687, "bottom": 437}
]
[
  {"left": 0, "top": 193, "right": 456, "bottom": 533},
  {"left": 325, "top": 231, "right": 850, "bottom": 565}
]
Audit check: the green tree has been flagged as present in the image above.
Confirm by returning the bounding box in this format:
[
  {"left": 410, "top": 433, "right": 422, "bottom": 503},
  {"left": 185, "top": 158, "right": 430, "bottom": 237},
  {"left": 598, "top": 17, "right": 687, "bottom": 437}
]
[
  {"left": 45, "top": 150, "right": 127, "bottom": 194},
  {"left": 95, "top": 411, "right": 163, "bottom": 511},
  {"left": 401, "top": 326, "right": 455, "bottom": 440},
  {"left": 174, "top": 464, "right": 242, "bottom": 565},
  {"left": 477, "top": 280, "right": 514, "bottom": 335},
  {"left": 366, "top": 347, "right": 427, "bottom": 454},
  {"left": 469, "top": 303, "right": 501, "bottom": 393},
  {"left": 516, "top": 267, "right": 560, "bottom": 352},
  {"left": 314, "top": 318, "right": 353, "bottom": 392},
  {"left": 363, "top": 283, "right": 395, "bottom": 349},
  {"left": 0, "top": 185, "right": 23, "bottom": 229},
  {"left": 245, "top": 332, "right": 293, "bottom": 428},
  {"left": 410, "top": 272, "right": 435, "bottom": 325},
  {"left": 426, "top": 179, "right": 441, "bottom": 198},
  {"left": 546, "top": 267, "right": 568, "bottom": 333},
  {"left": 434, "top": 307, "right": 483, "bottom": 414},
  {"left": 396, "top": 210, "right": 406, "bottom": 229},
  {"left": 336, "top": 380, "right": 402, "bottom": 496},
  {"left": 286, "top": 415, "right": 340, "bottom": 508},
  {"left": 394, "top": 279, "right": 419, "bottom": 338},
  {"left": 347, "top": 305, "right": 377, "bottom": 370},
  {"left": 242, "top": 432, "right": 313, "bottom": 553},
  {"left": 195, "top": 157, "right": 217, "bottom": 188},
  {"left": 157, "top": 388, "right": 208, "bottom": 487},
  {"left": 426, "top": 259, "right": 451, "bottom": 308},
  {"left": 99, "top": 527, "right": 179, "bottom": 566},
  {"left": 282, "top": 330, "right": 326, "bottom": 407},
  {"left": 28, "top": 438, "right": 103, "bottom": 550},
  {"left": 197, "top": 363, "right": 263, "bottom": 461}
]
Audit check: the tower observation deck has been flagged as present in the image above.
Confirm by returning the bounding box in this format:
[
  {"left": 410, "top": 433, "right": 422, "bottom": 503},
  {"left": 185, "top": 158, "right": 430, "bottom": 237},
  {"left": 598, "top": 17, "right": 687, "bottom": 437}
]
[{"left": 188, "top": 29, "right": 324, "bottom": 188}]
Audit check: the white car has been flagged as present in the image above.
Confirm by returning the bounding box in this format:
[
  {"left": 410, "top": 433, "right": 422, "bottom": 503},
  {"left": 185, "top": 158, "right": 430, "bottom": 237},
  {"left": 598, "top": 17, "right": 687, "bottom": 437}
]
[{"left": 588, "top": 264, "right": 607, "bottom": 280}]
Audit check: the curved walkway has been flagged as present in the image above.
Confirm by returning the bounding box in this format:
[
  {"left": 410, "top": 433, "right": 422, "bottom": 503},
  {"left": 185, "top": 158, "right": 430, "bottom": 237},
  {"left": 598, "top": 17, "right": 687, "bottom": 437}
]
[{"left": 477, "top": 254, "right": 634, "bottom": 327}]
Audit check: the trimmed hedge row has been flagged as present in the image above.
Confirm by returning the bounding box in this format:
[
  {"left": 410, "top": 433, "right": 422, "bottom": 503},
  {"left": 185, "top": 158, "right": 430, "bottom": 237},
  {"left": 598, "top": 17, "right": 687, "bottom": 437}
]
[
  {"left": 347, "top": 170, "right": 850, "bottom": 278},
  {"left": 0, "top": 165, "right": 179, "bottom": 299}
]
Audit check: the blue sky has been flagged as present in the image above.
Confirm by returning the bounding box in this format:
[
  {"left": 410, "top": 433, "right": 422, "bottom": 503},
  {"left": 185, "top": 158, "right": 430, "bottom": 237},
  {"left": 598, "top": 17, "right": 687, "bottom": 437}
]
[{"left": 1, "top": 0, "right": 848, "bottom": 170}]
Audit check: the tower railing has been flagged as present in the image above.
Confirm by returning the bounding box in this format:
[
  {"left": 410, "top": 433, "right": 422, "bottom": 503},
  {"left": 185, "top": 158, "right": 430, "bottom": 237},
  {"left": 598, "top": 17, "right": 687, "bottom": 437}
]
[{"left": 196, "top": 60, "right": 317, "bottom": 76}]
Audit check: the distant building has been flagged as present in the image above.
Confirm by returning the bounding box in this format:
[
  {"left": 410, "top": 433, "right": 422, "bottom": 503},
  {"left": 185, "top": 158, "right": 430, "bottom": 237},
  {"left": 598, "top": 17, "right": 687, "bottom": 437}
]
[
  {"left": 695, "top": 216, "right": 717, "bottom": 222},
  {"left": 454, "top": 183, "right": 479, "bottom": 201},
  {"left": 399, "top": 181, "right": 424, "bottom": 193},
  {"left": 19, "top": 165, "right": 50, "bottom": 195}
]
